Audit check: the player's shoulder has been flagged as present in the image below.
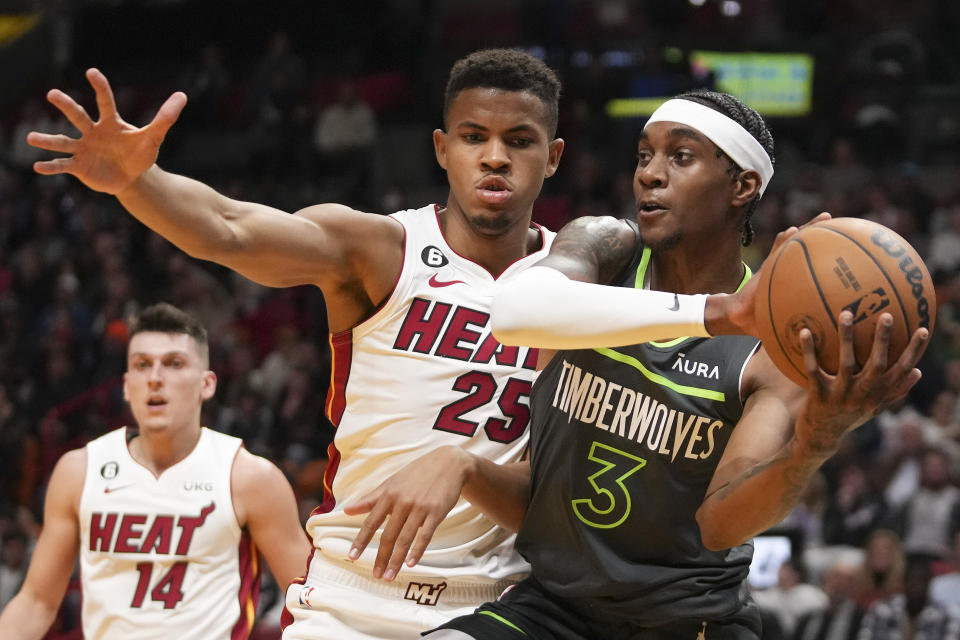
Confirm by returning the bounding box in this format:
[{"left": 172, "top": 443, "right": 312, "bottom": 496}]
[
  {"left": 553, "top": 215, "right": 639, "bottom": 257},
  {"left": 547, "top": 215, "right": 639, "bottom": 283},
  {"left": 294, "top": 202, "right": 401, "bottom": 226},
  {"left": 558, "top": 214, "right": 636, "bottom": 238},
  {"left": 46, "top": 447, "right": 88, "bottom": 510},
  {"left": 201, "top": 426, "right": 243, "bottom": 448},
  {"left": 54, "top": 447, "right": 88, "bottom": 477},
  {"left": 294, "top": 202, "right": 404, "bottom": 242},
  {"left": 230, "top": 447, "right": 288, "bottom": 491},
  {"left": 229, "top": 447, "right": 294, "bottom": 524},
  {"left": 84, "top": 425, "right": 126, "bottom": 450}
]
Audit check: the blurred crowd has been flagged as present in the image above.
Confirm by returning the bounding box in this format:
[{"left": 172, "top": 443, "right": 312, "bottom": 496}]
[{"left": 1, "top": 0, "right": 960, "bottom": 637}]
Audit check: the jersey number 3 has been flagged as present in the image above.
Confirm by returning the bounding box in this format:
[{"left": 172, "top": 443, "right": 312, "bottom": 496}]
[
  {"left": 572, "top": 441, "right": 646, "bottom": 529},
  {"left": 433, "top": 374, "right": 529, "bottom": 443}
]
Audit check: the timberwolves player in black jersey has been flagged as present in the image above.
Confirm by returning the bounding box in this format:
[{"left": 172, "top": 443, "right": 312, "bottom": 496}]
[{"left": 411, "top": 90, "right": 928, "bottom": 639}]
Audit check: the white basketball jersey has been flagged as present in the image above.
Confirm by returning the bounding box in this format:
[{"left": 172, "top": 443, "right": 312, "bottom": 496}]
[
  {"left": 307, "top": 204, "right": 554, "bottom": 581},
  {"left": 78, "top": 427, "right": 259, "bottom": 639}
]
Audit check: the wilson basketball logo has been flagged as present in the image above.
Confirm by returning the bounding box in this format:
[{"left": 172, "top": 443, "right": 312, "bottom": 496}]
[{"left": 870, "top": 229, "right": 932, "bottom": 329}]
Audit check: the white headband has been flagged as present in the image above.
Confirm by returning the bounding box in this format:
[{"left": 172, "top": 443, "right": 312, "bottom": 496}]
[{"left": 645, "top": 98, "right": 774, "bottom": 196}]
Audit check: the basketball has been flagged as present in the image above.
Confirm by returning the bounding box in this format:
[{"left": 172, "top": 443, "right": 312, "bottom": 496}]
[{"left": 754, "top": 217, "right": 935, "bottom": 387}]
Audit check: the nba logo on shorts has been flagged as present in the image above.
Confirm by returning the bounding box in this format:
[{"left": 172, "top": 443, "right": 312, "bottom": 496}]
[{"left": 298, "top": 586, "right": 316, "bottom": 608}]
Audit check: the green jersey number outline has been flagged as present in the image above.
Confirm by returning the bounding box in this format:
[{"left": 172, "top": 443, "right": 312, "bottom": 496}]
[{"left": 572, "top": 441, "right": 647, "bottom": 529}]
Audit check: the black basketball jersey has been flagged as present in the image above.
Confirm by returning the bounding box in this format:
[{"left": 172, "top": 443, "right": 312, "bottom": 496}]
[{"left": 516, "top": 244, "right": 762, "bottom": 627}]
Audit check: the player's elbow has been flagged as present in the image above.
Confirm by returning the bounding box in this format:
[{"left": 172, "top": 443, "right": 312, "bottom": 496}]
[{"left": 695, "top": 506, "right": 744, "bottom": 552}]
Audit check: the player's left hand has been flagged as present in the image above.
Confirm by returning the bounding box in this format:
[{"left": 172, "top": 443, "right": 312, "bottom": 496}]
[
  {"left": 26, "top": 68, "right": 186, "bottom": 195},
  {"left": 343, "top": 446, "right": 470, "bottom": 581},
  {"left": 707, "top": 212, "right": 831, "bottom": 337},
  {"left": 794, "top": 310, "right": 928, "bottom": 457}
]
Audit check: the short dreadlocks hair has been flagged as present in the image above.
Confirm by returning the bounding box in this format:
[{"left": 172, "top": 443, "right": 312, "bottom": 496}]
[{"left": 674, "top": 89, "right": 776, "bottom": 247}]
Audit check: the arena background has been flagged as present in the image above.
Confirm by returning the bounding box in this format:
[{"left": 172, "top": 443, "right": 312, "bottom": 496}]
[{"left": 0, "top": 1, "right": 959, "bottom": 638}]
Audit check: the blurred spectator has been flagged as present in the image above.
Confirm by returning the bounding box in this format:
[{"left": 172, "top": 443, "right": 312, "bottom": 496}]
[
  {"left": 276, "top": 366, "right": 332, "bottom": 466},
  {"left": 0, "top": 528, "right": 28, "bottom": 607},
  {"left": 7, "top": 99, "right": 68, "bottom": 170},
  {"left": 857, "top": 556, "right": 960, "bottom": 639},
  {"left": 178, "top": 43, "right": 232, "bottom": 129},
  {"left": 754, "top": 557, "right": 829, "bottom": 637},
  {"left": 165, "top": 253, "right": 236, "bottom": 333},
  {"left": 252, "top": 323, "right": 305, "bottom": 405},
  {"left": 890, "top": 448, "right": 960, "bottom": 563},
  {"left": 312, "top": 80, "right": 378, "bottom": 205},
  {"left": 860, "top": 183, "right": 914, "bottom": 240},
  {"left": 820, "top": 138, "right": 872, "bottom": 201},
  {"left": 929, "top": 531, "right": 960, "bottom": 611},
  {"left": 782, "top": 472, "right": 829, "bottom": 551},
  {"left": 0, "top": 384, "right": 28, "bottom": 507},
  {"left": 923, "top": 389, "right": 960, "bottom": 462},
  {"left": 856, "top": 529, "right": 906, "bottom": 609},
  {"left": 251, "top": 31, "right": 307, "bottom": 128},
  {"left": 216, "top": 382, "right": 276, "bottom": 458},
  {"left": 250, "top": 31, "right": 308, "bottom": 178},
  {"left": 927, "top": 201, "right": 960, "bottom": 276},
  {"left": 878, "top": 410, "right": 928, "bottom": 511},
  {"left": 783, "top": 163, "right": 825, "bottom": 227},
  {"left": 793, "top": 558, "right": 865, "bottom": 640},
  {"left": 823, "top": 462, "right": 888, "bottom": 549}
]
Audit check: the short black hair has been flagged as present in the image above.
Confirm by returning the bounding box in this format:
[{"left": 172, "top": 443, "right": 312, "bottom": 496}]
[
  {"left": 129, "top": 303, "right": 208, "bottom": 359},
  {"left": 443, "top": 48, "right": 561, "bottom": 137},
  {"left": 674, "top": 89, "right": 775, "bottom": 247}
]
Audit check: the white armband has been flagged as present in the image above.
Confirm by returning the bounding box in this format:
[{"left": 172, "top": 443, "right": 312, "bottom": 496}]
[{"left": 491, "top": 266, "right": 708, "bottom": 349}]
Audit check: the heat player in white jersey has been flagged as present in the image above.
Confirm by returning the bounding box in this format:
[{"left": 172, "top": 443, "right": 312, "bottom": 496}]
[
  {"left": 27, "top": 49, "right": 565, "bottom": 638},
  {"left": 0, "top": 304, "right": 310, "bottom": 639}
]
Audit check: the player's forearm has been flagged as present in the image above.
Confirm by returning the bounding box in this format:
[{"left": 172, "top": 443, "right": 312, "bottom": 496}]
[
  {"left": 116, "top": 165, "right": 259, "bottom": 262},
  {"left": 461, "top": 454, "right": 531, "bottom": 533},
  {"left": 491, "top": 266, "right": 710, "bottom": 349},
  {"left": 0, "top": 593, "right": 59, "bottom": 640},
  {"left": 696, "top": 433, "right": 829, "bottom": 551}
]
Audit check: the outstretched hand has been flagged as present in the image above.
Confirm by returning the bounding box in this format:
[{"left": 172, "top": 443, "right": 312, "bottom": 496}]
[
  {"left": 795, "top": 310, "right": 928, "bottom": 458},
  {"left": 26, "top": 68, "right": 187, "bottom": 194},
  {"left": 342, "top": 446, "right": 471, "bottom": 581}
]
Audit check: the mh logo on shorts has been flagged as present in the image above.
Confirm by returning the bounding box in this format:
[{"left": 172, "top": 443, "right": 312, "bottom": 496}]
[{"left": 404, "top": 581, "right": 447, "bottom": 606}]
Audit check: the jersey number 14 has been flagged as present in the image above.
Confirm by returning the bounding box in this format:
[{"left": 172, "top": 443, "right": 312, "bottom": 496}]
[{"left": 131, "top": 561, "right": 187, "bottom": 609}]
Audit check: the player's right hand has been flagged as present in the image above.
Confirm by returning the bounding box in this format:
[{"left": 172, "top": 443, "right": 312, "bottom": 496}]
[
  {"left": 793, "top": 310, "right": 927, "bottom": 459},
  {"left": 342, "top": 446, "right": 472, "bottom": 581},
  {"left": 26, "top": 68, "right": 187, "bottom": 195}
]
